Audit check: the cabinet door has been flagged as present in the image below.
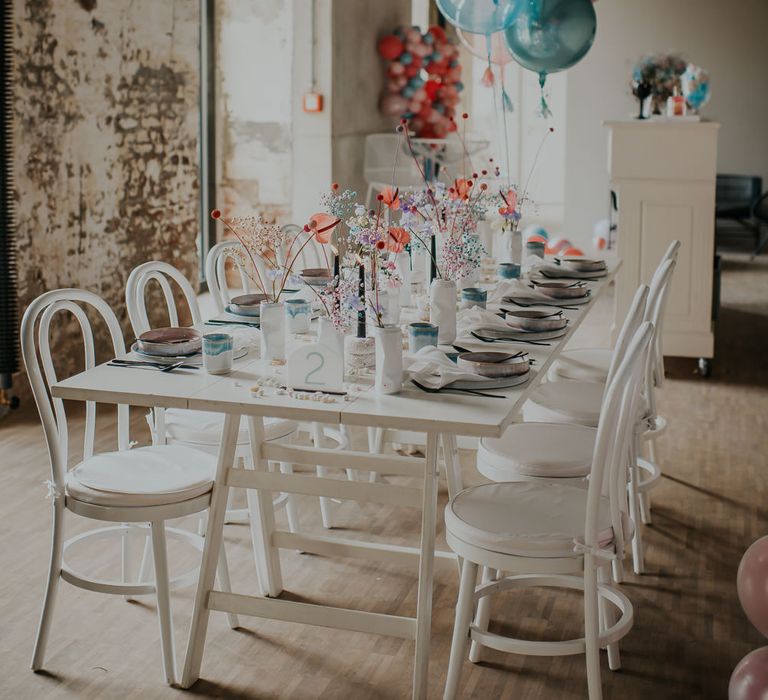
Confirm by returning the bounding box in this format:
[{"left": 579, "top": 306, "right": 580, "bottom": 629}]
[{"left": 615, "top": 180, "right": 714, "bottom": 356}]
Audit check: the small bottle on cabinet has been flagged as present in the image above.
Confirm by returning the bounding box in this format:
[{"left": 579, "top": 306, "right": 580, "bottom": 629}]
[{"left": 667, "top": 87, "right": 687, "bottom": 117}]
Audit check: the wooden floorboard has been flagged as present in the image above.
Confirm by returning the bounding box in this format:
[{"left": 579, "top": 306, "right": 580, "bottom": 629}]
[{"left": 1, "top": 251, "right": 767, "bottom": 699}]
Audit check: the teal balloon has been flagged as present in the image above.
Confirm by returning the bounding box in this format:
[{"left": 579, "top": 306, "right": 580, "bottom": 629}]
[
  {"left": 504, "top": 0, "right": 596, "bottom": 76},
  {"left": 436, "top": 0, "right": 517, "bottom": 35}
]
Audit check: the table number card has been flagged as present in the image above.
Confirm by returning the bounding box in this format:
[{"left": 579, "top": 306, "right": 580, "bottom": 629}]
[{"left": 285, "top": 341, "right": 344, "bottom": 393}]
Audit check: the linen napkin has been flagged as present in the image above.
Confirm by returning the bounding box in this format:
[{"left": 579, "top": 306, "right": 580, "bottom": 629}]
[
  {"left": 456, "top": 307, "right": 512, "bottom": 339},
  {"left": 404, "top": 345, "right": 491, "bottom": 389},
  {"left": 488, "top": 278, "right": 553, "bottom": 303}
]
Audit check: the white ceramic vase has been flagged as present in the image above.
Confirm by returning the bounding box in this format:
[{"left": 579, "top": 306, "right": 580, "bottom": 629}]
[
  {"left": 394, "top": 251, "right": 412, "bottom": 306},
  {"left": 372, "top": 325, "right": 403, "bottom": 394},
  {"left": 260, "top": 301, "right": 286, "bottom": 363},
  {"left": 430, "top": 278, "right": 457, "bottom": 345}
]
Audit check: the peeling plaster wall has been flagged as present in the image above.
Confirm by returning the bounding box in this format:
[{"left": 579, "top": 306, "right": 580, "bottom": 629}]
[
  {"left": 216, "top": 0, "right": 292, "bottom": 226},
  {"left": 14, "top": 0, "right": 201, "bottom": 373}
]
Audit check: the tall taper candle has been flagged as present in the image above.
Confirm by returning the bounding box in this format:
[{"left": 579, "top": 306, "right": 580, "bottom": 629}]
[{"left": 357, "top": 264, "right": 366, "bottom": 338}]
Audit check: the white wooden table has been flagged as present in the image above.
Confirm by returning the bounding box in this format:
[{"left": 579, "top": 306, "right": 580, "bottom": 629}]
[{"left": 51, "top": 262, "right": 619, "bottom": 698}]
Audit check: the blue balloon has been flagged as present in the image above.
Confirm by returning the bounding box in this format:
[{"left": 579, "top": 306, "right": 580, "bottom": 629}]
[
  {"left": 430, "top": 51, "right": 442, "bottom": 62},
  {"left": 402, "top": 86, "right": 415, "bottom": 98},
  {"left": 399, "top": 52, "right": 413, "bottom": 65},
  {"left": 434, "top": 102, "right": 445, "bottom": 114},
  {"left": 504, "top": 0, "right": 596, "bottom": 76},
  {"left": 436, "top": 0, "right": 518, "bottom": 35},
  {"left": 455, "top": 81, "right": 464, "bottom": 92},
  {"left": 409, "top": 76, "right": 424, "bottom": 88},
  {"left": 423, "top": 32, "right": 434, "bottom": 44}
]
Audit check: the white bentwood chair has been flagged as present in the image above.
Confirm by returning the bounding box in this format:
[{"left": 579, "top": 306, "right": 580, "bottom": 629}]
[
  {"left": 476, "top": 284, "right": 649, "bottom": 579},
  {"left": 22, "top": 289, "right": 237, "bottom": 684},
  {"left": 442, "top": 321, "right": 654, "bottom": 700},
  {"left": 124, "top": 260, "right": 301, "bottom": 535},
  {"left": 205, "top": 242, "right": 352, "bottom": 528}
]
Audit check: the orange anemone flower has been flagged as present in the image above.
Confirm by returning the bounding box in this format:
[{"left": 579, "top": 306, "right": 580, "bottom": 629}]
[
  {"left": 450, "top": 178, "right": 473, "bottom": 201},
  {"left": 386, "top": 226, "right": 411, "bottom": 253},
  {"left": 379, "top": 186, "right": 400, "bottom": 210},
  {"left": 307, "top": 213, "right": 340, "bottom": 244}
]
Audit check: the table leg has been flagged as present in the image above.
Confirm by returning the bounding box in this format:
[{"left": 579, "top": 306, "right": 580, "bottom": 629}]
[
  {"left": 180, "top": 413, "right": 240, "bottom": 688},
  {"left": 245, "top": 416, "right": 283, "bottom": 596},
  {"left": 412, "top": 431, "right": 439, "bottom": 699},
  {"left": 441, "top": 433, "right": 463, "bottom": 501}
]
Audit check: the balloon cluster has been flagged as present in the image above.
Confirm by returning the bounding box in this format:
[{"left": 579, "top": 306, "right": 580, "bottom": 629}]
[
  {"left": 522, "top": 225, "right": 584, "bottom": 257},
  {"left": 378, "top": 25, "right": 463, "bottom": 139},
  {"left": 730, "top": 536, "right": 768, "bottom": 699}
]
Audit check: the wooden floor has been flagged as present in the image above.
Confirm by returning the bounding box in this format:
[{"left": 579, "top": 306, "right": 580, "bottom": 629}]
[{"left": 2, "top": 252, "right": 767, "bottom": 699}]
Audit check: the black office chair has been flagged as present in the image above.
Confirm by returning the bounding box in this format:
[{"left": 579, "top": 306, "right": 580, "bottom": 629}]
[
  {"left": 715, "top": 174, "right": 763, "bottom": 252},
  {"left": 752, "top": 191, "right": 768, "bottom": 257}
]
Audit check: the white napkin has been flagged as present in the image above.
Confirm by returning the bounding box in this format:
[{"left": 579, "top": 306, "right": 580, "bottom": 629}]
[
  {"left": 405, "top": 345, "right": 491, "bottom": 389},
  {"left": 488, "top": 278, "right": 560, "bottom": 304},
  {"left": 456, "top": 307, "right": 512, "bottom": 338}
]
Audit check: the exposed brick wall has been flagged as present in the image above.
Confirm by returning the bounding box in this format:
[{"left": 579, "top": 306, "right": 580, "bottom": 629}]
[{"left": 13, "top": 0, "right": 200, "bottom": 378}]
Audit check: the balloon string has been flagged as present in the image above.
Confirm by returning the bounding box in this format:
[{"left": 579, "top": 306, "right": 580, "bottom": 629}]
[
  {"left": 500, "top": 62, "right": 512, "bottom": 189},
  {"left": 538, "top": 72, "right": 553, "bottom": 119}
]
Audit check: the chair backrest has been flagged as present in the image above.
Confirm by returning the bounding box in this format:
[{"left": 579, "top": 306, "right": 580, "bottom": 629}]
[
  {"left": 642, "top": 258, "right": 676, "bottom": 416},
  {"left": 586, "top": 321, "right": 654, "bottom": 554},
  {"left": 277, "top": 224, "right": 328, "bottom": 272},
  {"left": 21, "top": 289, "right": 129, "bottom": 493},
  {"left": 205, "top": 240, "right": 259, "bottom": 314},
  {"left": 716, "top": 174, "right": 762, "bottom": 209},
  {"left": 125, "top": 261, "right": 202, "bottom": 337},
  {"left": 605, "top": 284, "right": 649, "bottom": 387}
]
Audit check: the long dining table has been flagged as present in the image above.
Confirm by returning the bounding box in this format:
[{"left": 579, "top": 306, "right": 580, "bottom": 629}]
[{"left": 51, "top": 260, "right": 620, "bottom": 698}]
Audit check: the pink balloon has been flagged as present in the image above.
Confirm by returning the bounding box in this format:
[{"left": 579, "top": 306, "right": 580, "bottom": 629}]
[
  {"left": 406, "top": 28, "right": 421, "bottom": 43},
  {"left": 409, "top": 99, "right": 422, "bottom": 112},
  {"left": 413, "top": 88, "right": 427, "bottom": 101},
  {"left": 380, "top": 94, "right": 409, "bottom": 117},
  {"left": 389, "top": 62, "right": 405, "bottom": 75},
  {"left": 729, "top": 647, "right": 768, "bottom": 700},
  {"left": 738, "top": 536, "right": 768, "bottom": 637}
]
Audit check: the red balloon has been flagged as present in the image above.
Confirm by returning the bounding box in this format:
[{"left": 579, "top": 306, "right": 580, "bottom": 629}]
[
  {"left": 428, "top": 25, "right": 447, "bottom": 43},
  {"left": 424, "top": 80, "right": 440, "bottom": 100},
  {"left": 380, "top": 93, "right": 409, "bottom": 117},
  {"left": 738, "top": 536, "right": 768, "bottom": 637},
  {"left": 378, "top": 35, "right": 404, "bottom": 61},
  {"left": 404, "top": 64, "right": 419, "bottom": 78},
  {"left": 729, "top": 647, "right": 768, "bottom": 700},
  {"left": 563, "top": 246, "right": 584, "bottom": 256}
]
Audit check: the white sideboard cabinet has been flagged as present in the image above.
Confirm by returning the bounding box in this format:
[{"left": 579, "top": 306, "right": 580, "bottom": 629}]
[{"left": 606, "top": 119, "right": 719, "bottom": 368}]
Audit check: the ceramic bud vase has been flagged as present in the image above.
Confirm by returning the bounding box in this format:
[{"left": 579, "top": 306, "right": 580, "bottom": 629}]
[
  {"left": 510, "top": 228, "right": 523, "bottom": 266},
  {"left": 260, "top": 301, "right": 286, "bottom": 363},
  {"left": 430, "top": 278, "right": 457, "bottom": 345},
  {"left": 372, "top": 325, "right": 403, "bottom": 394},
  {"left": 318, "top": 316, "right": 344, "bottom": 357},
  {"left": 394, "top": 251, "right": 412, "bottom": 306}
]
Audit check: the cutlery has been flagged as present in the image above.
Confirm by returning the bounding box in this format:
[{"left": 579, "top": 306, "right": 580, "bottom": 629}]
[
  {"left": 109, "top": 359, "right": 199, "bottom": 370},
  {"left": 109, "top": 360, "right": 189, "bottom": 373},
  {"left": 503, "top": 299, "right": 581, "bottom": 311},
  {"left": 205, "top": 319, "right": 260, "bottom": 328},
  {"left": 452, "top": 343, "right": 472, "bottom": 354},
  {"left": 471, "top": 331, "right": 551, "bottom": 346},
  {"left": 411, "top": 379, "right": 506, "bottom": 399},
  {"left": 500, "top": 307, "right": 562, "bottom": 319}
]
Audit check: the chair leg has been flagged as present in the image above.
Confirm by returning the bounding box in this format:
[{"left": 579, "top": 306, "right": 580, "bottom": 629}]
[
  {"left": 137, "top": 529, "right": 154, "bottom": 585},
  {"left": 598, "top": 564, "right": 621, "bottom": 670},
  {"left": 584, "top": 561, "right": 603, "bottom": 700},
  {"left": 150, "top": 520, "right": 177, "bottom": 685},
  {"left": 444, "top": 559, "right": 478, "bottom": 700},
  {"left": 628, "top": 460, "right": 645, "bottom": 575},
  {"left": 122, "top": 522, "right": 135, "bottom": 602},
  {"left": 31, "top": 499, "right": 65, "bottom": 671},
  {"left": 216, "top": 541, "right": 240, "bottom": 630},
  {"left": 280, "top": 462, "right": 300, "bottom": 533},
  {"left": 468, "top": 566, "right": 494, "bottom": 663},
  {"left": 312, "top": 423, "right": 333, "bottom": 529},
  {"left": 641, "top": 438, "right": 658, "bottom": 524}
]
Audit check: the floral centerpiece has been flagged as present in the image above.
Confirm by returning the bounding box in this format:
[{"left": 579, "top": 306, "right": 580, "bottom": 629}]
[{"left": 632, "top": 53, "right": 688, "bottom": 115}]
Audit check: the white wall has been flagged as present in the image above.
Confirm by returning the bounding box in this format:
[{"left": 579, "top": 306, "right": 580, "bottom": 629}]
[{"left": 564, "top": 0, "right": 768, "bottom": 250}]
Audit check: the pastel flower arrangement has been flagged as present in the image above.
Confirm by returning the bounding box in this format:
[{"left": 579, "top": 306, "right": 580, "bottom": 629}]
[
  {"left": 632, "top": 53, "right": 688, "bottom": 114},
  {"left": 210, "top": 209, "right": 337, "bottom": 304}
]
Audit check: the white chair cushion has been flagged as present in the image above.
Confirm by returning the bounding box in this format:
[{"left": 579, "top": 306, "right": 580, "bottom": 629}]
[
  {"left": 478, "top": 423, "right": 597, "bottom": 480},
  {"left": 445, "top": 481, "right": 622, "bottom": 558},
  {"left": 547, "top": 347, "right": 611, "bottom": 383},
  {"left": 67, "top": 445, "right": 216, "bottom": 507},
  {"left": 522, "top": 379, "right": 604, "bottom": 427},
  {"left": 163, "top": 409, "right": 297, "bottom": 446}
]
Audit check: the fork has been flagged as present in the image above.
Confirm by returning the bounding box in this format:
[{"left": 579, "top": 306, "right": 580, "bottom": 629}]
[
  {"left": 411, "top": 379, "right": 506, "bottom": 399},
  {"left": 108, "top": 360, "right": 189, "bottom": 373},
  {"left": 110, "top": 359, "right": 199, "bottom": 370},
  {"left": 503, "top": 299, "right": 581, "bottom": 311},
  {"left": 470, "top": 331, "right": 551, "bottom": 346}
]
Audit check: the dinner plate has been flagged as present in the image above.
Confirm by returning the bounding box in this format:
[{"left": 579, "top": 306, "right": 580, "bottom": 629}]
[
  {"left": 447, "top": 369, "right": 533, "bottom": 390},
  {"left": 131, "top": 343, "right": 249, "bottom": 365},
  {"left": 136, "top": 327, "right": 202, "bottom": 357},
  {"left": 502, "top": 294, "right": 592, "bottom": 307},
  {"left": 225, "top": 303, "right": 261, "bottom": 318},
  {"left": 538, "top": 266, "right": 607, "bottom": 280}
]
